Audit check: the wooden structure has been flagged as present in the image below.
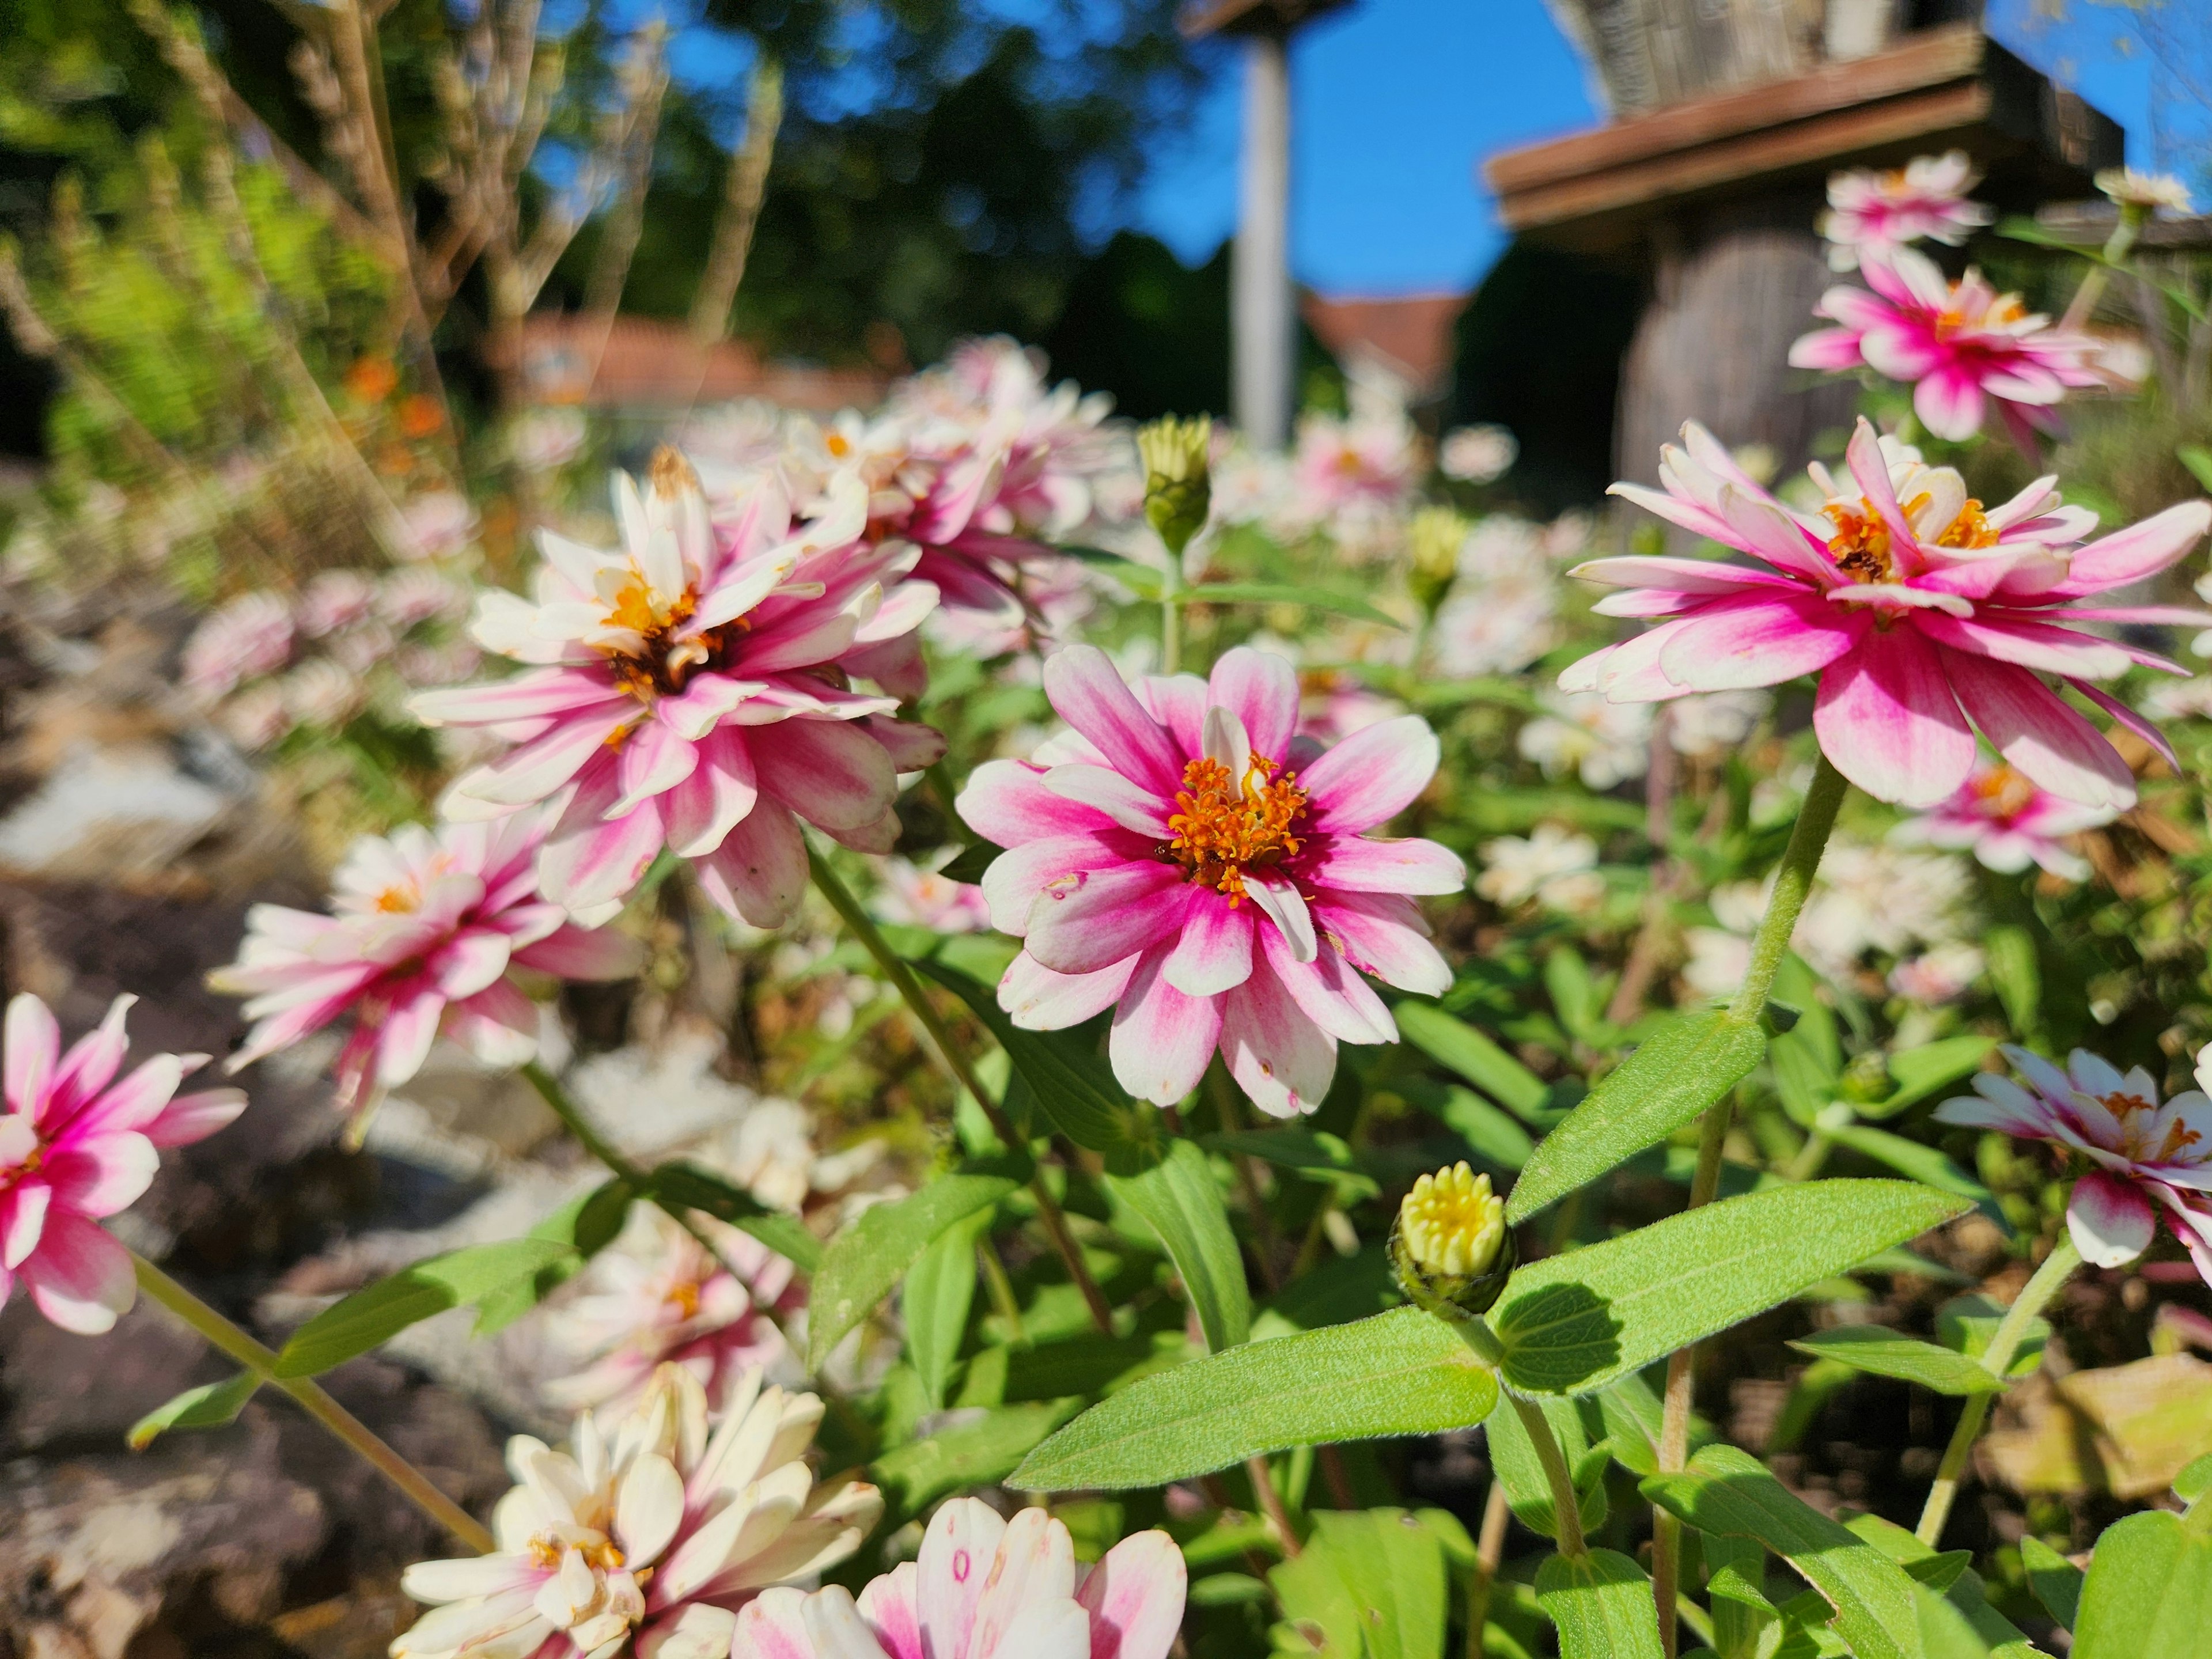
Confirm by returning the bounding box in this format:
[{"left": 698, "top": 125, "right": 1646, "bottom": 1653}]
[
  {"left": 1479, "top": 20, "right": 2120, "bottom": 497},
  {"left": 1182, "top": 0, "right": 1353, "bottom": 450}
]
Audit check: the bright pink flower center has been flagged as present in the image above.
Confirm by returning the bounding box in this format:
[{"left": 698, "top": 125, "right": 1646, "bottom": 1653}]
[{"left": 1164, "top": 755, "right": 1308, "bottom": 904}]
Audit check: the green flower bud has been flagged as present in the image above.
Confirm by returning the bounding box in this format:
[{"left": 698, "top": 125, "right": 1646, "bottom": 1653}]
[
  {"left": 1390, "top": 1161, "right": 1514, "bottom": 1320},
  {"left": 1407, "top": 506, "right": 1468, "bottom": 615},
  {"left": 1138, "top": 415, "right": 1213, "bottom": 556},
  {"left": 1839, "top": 1049, "right": 1893, "bottom": 1105}
]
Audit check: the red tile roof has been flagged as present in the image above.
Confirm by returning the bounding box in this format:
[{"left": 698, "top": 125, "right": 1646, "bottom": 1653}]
[
  {"left": 519, "top": 315, "right": 889, "bottom": 412},
  {"left": 1300, "top": 291, "right": 1469, "bottom": 399}
]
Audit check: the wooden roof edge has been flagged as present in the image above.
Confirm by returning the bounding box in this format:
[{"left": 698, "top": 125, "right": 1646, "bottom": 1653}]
[{"left": 1485, "top": 24, "right": 1990, "bottom": 196}]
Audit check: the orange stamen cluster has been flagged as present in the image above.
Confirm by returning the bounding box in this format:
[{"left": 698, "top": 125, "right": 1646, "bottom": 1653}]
[
  {"left": 1165, "top": 754, "right": 1308, "bottom": 904},
  {"left": 1935, "top": 499, "right": 1999, "bottom": 549},
  {"left": 1824, "top": 501, "right": 1895, "bottom": 583},
  {"left": 2104, "top": 1092, "right": 2205, "bottom": 1165},
  {"left": 1972, "top": 763, "right": 2038, "bottom": 821}
]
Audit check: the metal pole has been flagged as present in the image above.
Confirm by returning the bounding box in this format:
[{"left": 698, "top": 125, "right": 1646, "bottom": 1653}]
[{"left": 1234, "top": 29, "right": 1294, "bottom": 450}]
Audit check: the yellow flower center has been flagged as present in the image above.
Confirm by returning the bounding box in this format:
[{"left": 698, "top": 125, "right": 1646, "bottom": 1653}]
[
  {"left": 528, "top": 1531, "right": 626, "bottom": 1573},
  {"left": 1397, "top": 1163, "right": 1506, "bottom": 1278},
  {"left": 1164, "top": 755, "right": 1308, "bottom": 904},
  {"left": 1824, "top": 501, "right": 1895, "bottom": 583},
  {"left": 1972, "top": 763, "right": 2038, "bottom": 820},
  {"left": 1934, "top": 499, "right": 1999, "bottom": 549},
  {"left": 2103, "top": 1091, "right": 2203, "bottom": 1165}
]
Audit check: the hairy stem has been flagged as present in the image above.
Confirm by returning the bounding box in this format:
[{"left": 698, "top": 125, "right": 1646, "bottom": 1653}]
[
  {"left": 1465, "top": 1478, "right": 1510, "bottom": 1658},
  {"left": 1508, "top": 1393, "right": 1587, "bottom": 1558},
  {"left": 132, "top": 1253, "right": 494, "bottom": 1553},
  {"left": 1916, "top": 1234, "right": 2081, "bottom": 1545},
  {"left": 806, "top": 847, "right": 1114, "bottom": 1333},
  {"left": 1656, "top": 751, "right": 1850, "bottom": 1652},
  {"left": 519, "top": 1060, "right": 758, "bottom": 1297},
  {"left": 1247, "top": 1453, "right": 1302, "bottom": 1556}
]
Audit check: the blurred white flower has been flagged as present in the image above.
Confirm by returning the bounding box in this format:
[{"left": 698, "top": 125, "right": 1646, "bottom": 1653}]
[
  {"left": 1519, "top": 689, "right": 1652, "bottom": 789},
  {"left": 1298, "top": 673, "right": 1404, "bottom": 743},
  {"left": 1438, "top": 423, "right": 1517, "bottom": 484},
  {"left": 2145, "top": 675, "right": 2212, "bottom": 720},
  {"left": 1432, "top": 517, "right": 1563, "bottom": 677},
  {"left": 511, "top": 406, "right": 588, "bottom": 472},
  {"left": 218, "top": 681, "right": 291, "bottom": 751},
  {"left": 297, "top": 570, "right": 376, "bottom": 638},
  {"left": 1889, "top": 942, "right": 1986, "bottom": 1005},
  {"left": 397, "top": 490, "right": 478, "bottom": 561},
  {"left": 1476, "top": 824, "right": 1604, "bottom": 915},
  {"left": 377, "top": 567, "right": 472, "bottom": 628},
  {"left": 278, "top": 658, "right": 364, "bottom": 728},
  {"left": 873, "top": 857, "right": 991, "bottom": 933},
  {"left": 181, "top": 592, "right": 294, "bottom": 698},
  {"left": 325, "top": 618, "right": 396, "bottom": 675},
  {"left": 2097, "top": 168, "right": 2194, "bottom": 215},
  {"left": 1668, "top": 690, "right": 1771, "bottom": 759}
]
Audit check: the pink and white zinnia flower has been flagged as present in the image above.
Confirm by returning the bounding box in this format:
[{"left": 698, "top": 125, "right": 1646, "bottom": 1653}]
[
  {"left": 959, "top": 645, "right": 1461, "bottom": 1116},
  {"left": 2, "top": 993, "right": 245, "bottom": 1332},
  {"left": 1937, "top": 1047, "right": 2212, "bottom": 1285},
  {"left": 410, "top": 454, "right": 944, "bottom": 928},
  {"left": 395, "top": 1365, "right": 881, "bottom": 1659},
  {"left": 1891, "top": 761, "right": 2113, "bottom": 880},
  {"left": 1566, "top": 418, "right": 2212, "bottom": 809},
  {"left": 1790, "top": 246, "right": 2102, "bottom": 447},
  {"left": 1819, "top": 151, "right": 1993, "bottom": 271},
  {"left": 733, "top": 1497, "right": 1184, "bottom": 1659},
  {"left": 213, "top": 812, "right": 638, "bottom": 1123}
]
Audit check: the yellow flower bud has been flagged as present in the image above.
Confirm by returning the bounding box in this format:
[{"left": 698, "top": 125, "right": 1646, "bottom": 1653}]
[
  {"left": 1137, "top": 415, "right": 1213, "bottom": 556},
  {"left": 1407, "top": 506, "right": 1468, "bottom": 614},
  {"left": 1391, "top": 1161, "right": 1513, "bottom": 1319}
]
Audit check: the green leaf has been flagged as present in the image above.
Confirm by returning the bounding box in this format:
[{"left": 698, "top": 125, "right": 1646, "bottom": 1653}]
[
  {"left": 1270, "top": 1541, "right": 1366, "bottom": 1657},
  {"left": 1488, "top": 1393, "right": 1607, "bottom": 1537},
  {"left": 873, "top": 1400, "right": 1083, "bottom": 1521},
  {"left": 476, "top": 1177, "right": 637, "bottom": 1335},
  {"left": 1204, "top": 1128, "right": 1380, "bottom": 1198},
  {"left": 1642, "top": 1444, "right": 1927, "bottom": 1659},
  {"left": 1055, "top": 546, "right": 1165, "bottom": 598},
  {"left": 2175, "top": 1450, "right": 2212, "bottom": 1503},
  {"left": 937, "top": 841, "right": 1003, "bottom": 885},
  {"left": 2018, "top": 1536, "right": 2082, "bottom": 1631},
  {"left": 1493, "top": 1180, "right": 1970, "bottom": 1394},
  {"left": 1506, "top": 1013, "right": 1768, "bottom": 1222},
  {"left": 1395, "top": 1002, "right": 1550, "bottom": 1120},
  {"left": 272, "top": 1238, "right": 579, "bottom": 1378},
  {"left": 916, "top": 959, "right": 1158, "bottom": 1152},
  {"left": 1301, "top": 1509, "right": 1450, "bottom": 1659},
  {"left": 1012, "top": 1305, "right": 1499, "bottom": 1490},
  {"left": 808, "top": 1169, "right": 1019, "bottom": 1369},
  {"left": 1536, "top": 1549, "right": 1665, "bottom": 1659},
  {"left": 1545, "top": 948, "right": 1615, "bottom": 1049},
  {"left": 1994, "top": 217, "right": 2210, "bottom": 321},
  {"left": 2181, "top": 445, "right": 2212, "bottom": 495},
  {"left": 1785, "top": 1328, "right": 2008, "bottom": 1395},
  {"left": 1842, "top": 1514, "right": 2041, "bottom": 1659},
  {"left": 1825, "top": 1124, "right": 1992, "bottom": 1203},
  {"left": 1862, "top": 1037, "right": 1997, "bottom": 1120},
  {"left": 904, "top": 1211, "right": 987, "bottom": 1410},
  {"left": 1104, "top": 1138, "right": 1251, "bottom": 1353},
  {"left": 1983, "top": 927, "right": 2040, "bottom": 1043},
  {"left": 2070, "top": 1510, "right": 2212, "bottom": 1659},
  {"left": 1179, "top": 579, "right": 1403, "bottom": 628},
  {"left": 128, "top": 1371, "right": 260, "bottom": 1449},
  {"left": 1255, "top": 1245, "right": 1399, "bottom": 1336},
  {"left": 647, "top": 1162, "right": 823, "bottom": 1270},
  {"left": 1428, "top": 1084, "right": 1536, "bottom": 1169},
  {"left": 1935, "top": 1294, "right": 2048, "bottom": 1380}
]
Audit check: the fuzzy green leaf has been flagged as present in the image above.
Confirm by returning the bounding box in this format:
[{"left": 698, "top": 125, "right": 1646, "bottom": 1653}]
[
  {"left": 873, "top": 1400, "right": 1083, "bottom": 1521},
  {"left": 1105, "top": 1138, "right": 1251, "bottom": 1352},
  {"left": 1786, "top": 1328, "right": 2009, "bottom": 1395},
  {"left": 904, "top": 1211, "right": 987, "bottom": 1410},
  {"left": 128, "top": 1371, "right": 260, "bottom": 1449},
  {"left": 1396, "top": 1002, "right": 1550, "bottom": 1120},
  {"left": 1507, "top": 1013, "right": 1768, "bottom": 1222},
  {"left": 2018, "top": 1537, "right": 2082, "bottom": 1631},
  {"left": 1012, "top": 1305, "right": 1499, "bottom": 1490},
  {"left": 808, "top": 1170, "right": 1018, "bottom": 1369},
  {"left": 647, "top": 1162, "right": 823, "bottom": 1270},
  {"left": 1537, "top": 1549, "right": 1666, "bottom": 1659},
  {"left": 2070, "top": 1511, "right": 2212, "bottom": 1659},
  {"left": 1642, "top": 1444, "right": 1926, "bottom": 1659},
  {"left": 1494, "top": 1180, "right": 1969, "bottom": 1394},
  {"left": 1300, "top": 1509, "right": 1450, "bottom": 1659},
  {"left": 273, "top": 1238, "right": 578, "bottom": 1377},
  {"left": 1861, "top": 1037, "right": 1997, "bottom": 1120}
]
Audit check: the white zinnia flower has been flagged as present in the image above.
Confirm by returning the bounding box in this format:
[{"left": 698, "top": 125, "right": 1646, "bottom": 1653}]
[
  {"left": 1476, "top": 825, "right": 1603, "bottom": 915},
  {"left": 392, "top": 1365, "right": 880, "bottom": 1659},
  {"left": 1519, "top": 689, "right": 1652, "bottom": 790}
]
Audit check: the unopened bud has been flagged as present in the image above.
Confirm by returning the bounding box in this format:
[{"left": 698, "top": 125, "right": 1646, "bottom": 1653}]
[
  {"left": 649, "top": 444, "right": 700, "bottom": 499},
  {"left": 1407, "top": 507, "right": 1468, "bottom": 614},
  {"left": 1138, "top": 415, "right": 1212, "bottom": 556},
  {"left": 1391, "top": 1162, "right": 1513, "bottom": 1319}
]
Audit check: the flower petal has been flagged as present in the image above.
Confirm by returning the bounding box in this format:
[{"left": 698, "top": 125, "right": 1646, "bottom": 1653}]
[
  {"left": 1941, "top": 649, "right": 2138, "bottom": 812},
  {"left": 2067, "top": 1169, "right": 2156, "bottom": 1267},
  {"left": 1811, "top": 629, "right": 1975, "bottom": 808},
  {"left": 1162, "top": 896, "right": 1256, "bottom": 998},
  {"left": 1303, "top": 836, "right": 1465, "bottom": 896},
  {"left": 1220, "top": 953, "right": 1337, "bottom": 1119},
  {"left": 1110, "top": 948, "right": 1224, "bottom": 1107},
  {"left": 1299, "top": 717, "right": 1439, "bottom": 834},
  {"left": 1026, "top": 864, "right": 1192, "bottom": 976},
  {"left": 919, "top": 1499, "right": 1009, "bottom": 1659},
  {"left": 1077, "top": 1529, "right": 1188, "bottom": 1659},
  {"left": 1656, "top": 592, "right": 1863, "bottom": 692},
  {"left": 1041, "top": 645, "right": 1184, "bottom": 794},
  {"left": 1207, "top": 647, "right": 1300, "bottom": 762},
  {"left": 20, "top": 1211, "right": 134, "bottom": 1334},
  {"left": 695, "top": 800, "right": 809, "bottom": 929},
  {"left": 1042, "top": 766, "right": 1172, "bottom": 835},
  {"left": 754, "top": 719, "right": 899, "bottom": 834},
  {"left": 999, "top": 950, "right": 1138, "bottom": 1030},
  {"left": 5, "top": 993, "right": 59, "bottom": 1120}
]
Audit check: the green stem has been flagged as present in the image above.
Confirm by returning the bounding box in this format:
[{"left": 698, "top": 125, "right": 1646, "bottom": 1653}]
[
  {"left": 1465, "top": 1478, "right": 1509, "bottom": 1659},
  {"left": 1160, "top": 565, "right": 1182, "bottom": 675},
  {"left": 806, "top": 846, "right": 1114, "bottom": 1334},
  {"left": 1656, "top": 751, "right": 1850, "bottom": 1654},
  {"left": 1916, "top": 1234, "right": 2081, "bottom": 1545},
  {"left": 1442, "top": 1315, "right": 1585, "bottom": 1559},
  {"left": 976, "top": 1234, "right": 1027, "bottom": 1345},
  {"left": 519, "top": 1061, "right": 757, "bottom": 1296},
  {"left": 132, "top": 1252, "right": 494, "bottom": 1554}
]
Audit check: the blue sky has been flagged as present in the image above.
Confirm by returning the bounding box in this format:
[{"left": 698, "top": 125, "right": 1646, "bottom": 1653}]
[{"left": 1132, "top": 0, "right": 2182, "bottom": 300}]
